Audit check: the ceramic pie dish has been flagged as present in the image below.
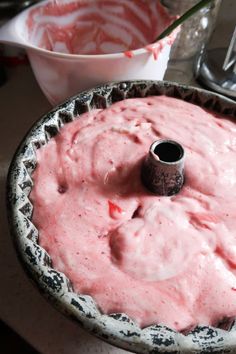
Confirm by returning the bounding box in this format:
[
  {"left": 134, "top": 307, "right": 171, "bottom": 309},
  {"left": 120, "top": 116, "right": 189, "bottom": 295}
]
[{"left": 6, "top": 80, "right": 236, "bottom": 353}]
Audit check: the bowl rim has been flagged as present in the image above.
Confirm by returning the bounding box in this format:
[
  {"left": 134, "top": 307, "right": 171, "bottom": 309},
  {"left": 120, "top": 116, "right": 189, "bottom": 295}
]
[
  {"left": 6, "top": 80, "right": 236, "bottom": 353},
  {"left": 12, "top": 0, "right": 176, "bottom": 60}
]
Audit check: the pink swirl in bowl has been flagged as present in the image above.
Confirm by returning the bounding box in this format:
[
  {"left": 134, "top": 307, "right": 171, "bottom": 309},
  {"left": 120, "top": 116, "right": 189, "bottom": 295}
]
[{"left": 26, "top": 0, "right": 175, "bottom": 57}]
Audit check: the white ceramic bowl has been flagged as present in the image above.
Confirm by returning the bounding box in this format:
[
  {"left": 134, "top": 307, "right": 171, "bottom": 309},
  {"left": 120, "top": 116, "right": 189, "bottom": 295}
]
[{"left": 0, "top": 0, "right": 176, "bottom": 105}]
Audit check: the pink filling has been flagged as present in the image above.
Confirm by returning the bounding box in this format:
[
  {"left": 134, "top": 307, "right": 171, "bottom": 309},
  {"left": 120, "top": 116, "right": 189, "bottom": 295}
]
[
  {"left": 30, "top": 96, "right": 236, "bottom": 331},
  {"left": 26, "top": 0, "right": 174, "bottom": 55}
]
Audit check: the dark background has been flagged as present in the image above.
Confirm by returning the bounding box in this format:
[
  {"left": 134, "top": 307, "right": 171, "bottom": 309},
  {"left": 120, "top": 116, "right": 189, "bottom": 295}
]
[{"left": 0, "top": 320, "right": 38, "bottom": 354}]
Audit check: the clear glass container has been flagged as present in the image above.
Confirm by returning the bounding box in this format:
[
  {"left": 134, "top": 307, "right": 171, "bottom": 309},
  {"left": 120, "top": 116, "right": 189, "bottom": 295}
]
[{"left": 161, "top": 0, "right": 222, "bottom": 60}]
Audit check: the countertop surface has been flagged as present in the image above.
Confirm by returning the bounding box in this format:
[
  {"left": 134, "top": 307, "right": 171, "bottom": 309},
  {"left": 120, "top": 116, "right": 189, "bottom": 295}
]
[{"left": 0, "top": 1, "right": 235, "bottom": 353}]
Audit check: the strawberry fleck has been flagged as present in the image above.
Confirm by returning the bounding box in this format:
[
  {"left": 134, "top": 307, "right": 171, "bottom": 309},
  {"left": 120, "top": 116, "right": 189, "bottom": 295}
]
[{"left": 108, "top": 200, "right": 123, "bottom": 219}]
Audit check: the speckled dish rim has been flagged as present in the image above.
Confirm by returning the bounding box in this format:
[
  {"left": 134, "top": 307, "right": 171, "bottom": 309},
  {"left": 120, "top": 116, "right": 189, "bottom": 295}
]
[{"left": 6, "top": 80, "right": 236, "bottom": 354}]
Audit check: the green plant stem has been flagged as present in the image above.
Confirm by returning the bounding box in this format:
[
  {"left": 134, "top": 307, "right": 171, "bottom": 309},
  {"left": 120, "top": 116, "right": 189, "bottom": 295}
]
[{"left": 156, "top": 0, "right": 215, "bottom": 41}]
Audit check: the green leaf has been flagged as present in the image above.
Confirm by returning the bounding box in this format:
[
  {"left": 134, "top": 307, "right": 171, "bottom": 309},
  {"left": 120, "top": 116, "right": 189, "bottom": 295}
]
[{"left": 156, "top": 0, "right": 215, "bottom": 41}]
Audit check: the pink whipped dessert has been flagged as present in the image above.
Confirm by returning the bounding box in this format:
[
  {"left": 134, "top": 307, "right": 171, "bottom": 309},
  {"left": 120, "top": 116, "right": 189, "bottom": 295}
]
[{"left": 30, "top": 96, "right": 236, "bottom": 331}]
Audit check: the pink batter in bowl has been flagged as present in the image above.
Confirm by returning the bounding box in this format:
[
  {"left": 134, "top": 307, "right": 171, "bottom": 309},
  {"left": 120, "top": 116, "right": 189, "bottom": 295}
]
[{"left": 0, "top": 0, "right": 177, "bottom": 105}]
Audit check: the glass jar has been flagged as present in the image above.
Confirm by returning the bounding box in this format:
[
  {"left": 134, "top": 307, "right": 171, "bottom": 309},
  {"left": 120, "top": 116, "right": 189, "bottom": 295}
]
[{"left": 161, "top": 0, "right": 222, "bottom": 60}]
